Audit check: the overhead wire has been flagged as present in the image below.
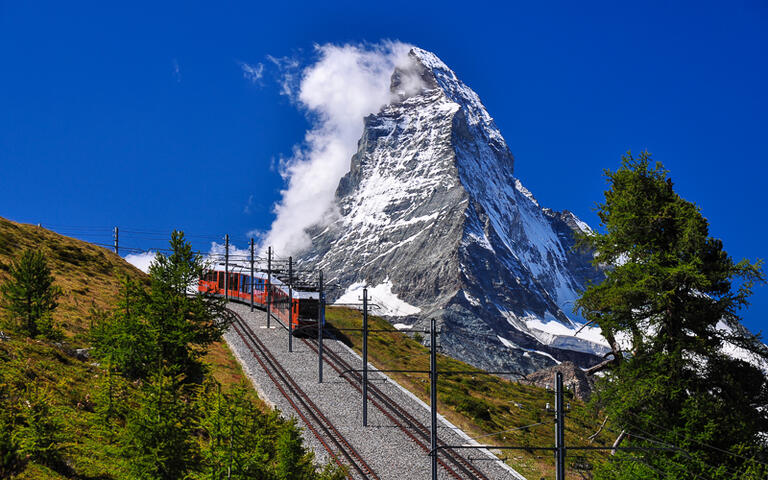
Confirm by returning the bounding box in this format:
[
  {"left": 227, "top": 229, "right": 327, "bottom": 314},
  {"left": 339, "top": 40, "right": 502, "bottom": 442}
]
[
  {"left": 600, "top": 420, "right": 741, "bottom": 479},
  {"left": 624, "top": 410, "right": 768, "bottom": 469}
]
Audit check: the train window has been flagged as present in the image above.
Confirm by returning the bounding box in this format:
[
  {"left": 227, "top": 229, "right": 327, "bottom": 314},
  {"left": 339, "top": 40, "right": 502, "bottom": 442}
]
[{"left": 218, "top": 272, "right": 223, "bottom": 288}]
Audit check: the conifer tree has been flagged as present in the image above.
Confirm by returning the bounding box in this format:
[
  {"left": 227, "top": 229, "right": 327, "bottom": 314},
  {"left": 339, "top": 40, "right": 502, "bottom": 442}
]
[
  {"left": 90, "top": 278, "right": 157, "bottom": 379},
  {"left": 92, "top": 232, "right": 226, "bottom": 378},
  {"left": 14, "top": 384, "right": 65, "bottom": 469},
  {"left": 275, "top": 421, "right": 316, "bottom": 480},
  {"left": 578, "top": 152, "right": 768, "bottom": 479},
  {"left": 0, "top": 364, "right": 22, "bottom": 476},
  {"left": 146, "top": 231, "right": 227, "bottom": 376},
  {"left": 121, "top": 369, "right": 198, "bottom": 479},
  {"left": 0, "top": 249, "right": 61, "bottom": 338},
  {"left": 195, "top": 381, "right": 270, "bottom": 479}
]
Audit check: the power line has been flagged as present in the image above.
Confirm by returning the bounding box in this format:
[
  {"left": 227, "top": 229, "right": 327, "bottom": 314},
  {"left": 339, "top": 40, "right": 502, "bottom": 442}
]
[
  {"left": 600, "top": 421, "right": 743, "bottom": 479},
  {"left": 624, "top": 410, "right": 768, "bottom": 468}
]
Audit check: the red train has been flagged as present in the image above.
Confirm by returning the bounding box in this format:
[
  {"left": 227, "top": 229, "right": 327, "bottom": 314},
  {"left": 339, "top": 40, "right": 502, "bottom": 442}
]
[{"left": 198, "top": 266, "right": 318, "bottom": 330}]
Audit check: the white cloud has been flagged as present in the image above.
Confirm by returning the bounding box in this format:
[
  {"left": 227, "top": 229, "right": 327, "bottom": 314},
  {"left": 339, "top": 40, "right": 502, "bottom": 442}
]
[
  {"left": 241, "top": 62, "right": 264, "bottom": 83},
  {"left": 172, "top": 59, "right": 181, "bottom": 83},
  {"left": 259, "top": 40, "right": 418, "bottom": 256},
  {"left": 267, "top": 55, "right": 301, "bottom": 96},
  {"left": 124, "top": 251, "right": 158, "bottom": 274},
  {"left": 207, "top": 241, "right": 253, "bottom": 268},
  {"left": 243, "top": 194, "right": 254, "bottom": 214}
]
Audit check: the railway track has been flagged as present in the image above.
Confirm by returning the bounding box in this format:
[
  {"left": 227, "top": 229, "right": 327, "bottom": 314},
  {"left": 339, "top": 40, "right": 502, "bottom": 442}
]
[
  {"left": 225, "top": 308, "right": 380, "bottom": 480},
  {"left": 301, "top": 336, "right": 492, "bottom": 480}
]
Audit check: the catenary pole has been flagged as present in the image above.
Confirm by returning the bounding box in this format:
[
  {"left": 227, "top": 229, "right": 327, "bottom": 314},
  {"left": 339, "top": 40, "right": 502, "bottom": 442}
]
[
  {"left": 224, "top": 234, "right": 229, "bottom": 301},
  {"left": 318, "top": 270, "right": 324, "bottom": 383},
  {"left": 555, "top": 371, "right": 565, "bottom": 480},
  {"left": 266, "top": 247, "right": 272, "bottom": 328},
  {"left": 430, "top": 316, "right": 438, "bottom": 480},
  {"left": 249, "top": 238, "right": 255, "bottom": 311},
  {"left": 363, "top": 287, "right": 369, "bottom": 427},
  {"left": 113, "top": 227, "right": 119, "bottom": 255},
  {"left": 288, "top": 256, "right": 293, "bottom": 352}
]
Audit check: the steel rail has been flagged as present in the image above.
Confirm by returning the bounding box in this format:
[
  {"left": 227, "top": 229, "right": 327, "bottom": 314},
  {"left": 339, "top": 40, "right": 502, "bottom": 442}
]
[
  {"left": 226, "top": 308, "right": 380, "bottom": 480},
  {"left": 302, "top": 337, "right": 492, "bottom": 480}
]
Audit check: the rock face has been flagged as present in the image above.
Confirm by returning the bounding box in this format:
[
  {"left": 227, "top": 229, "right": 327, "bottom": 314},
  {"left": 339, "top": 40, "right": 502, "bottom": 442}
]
[
  {"left": 299, "top": 48, "right": 608, "bottom": 374},
  {"left": 525, "top": 361, "right": 595, "bottom": 401}
]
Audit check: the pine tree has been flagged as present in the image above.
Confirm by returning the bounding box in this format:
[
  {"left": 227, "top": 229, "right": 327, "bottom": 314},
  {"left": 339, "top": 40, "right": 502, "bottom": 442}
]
[
  {"left": 92, "top": 231, "right": 226, "bottom": 379},
  {"left": 0, "top": 363, "right": 22, "bottom": 476},
  {"left": 0, "top": 249, "right": 62, "bottom": 338},
  {"left": 578, "top": 152, "right": 768, "bottom": 479},
  {"left": 195, "top": 381, "right": 270, "bottom": 479},
  {"left": 121, "top": 369, "right": 199, "bottom": 479},
  {"left": 146, "top": 231, "right": 227, "bottom": 376},
  {"left": 193, "top": 380, "right": 341, "bottom": 480},
  {"left": 90, "top": 277, "right": 158, "bottom": 379},
  {"left": 14, "top": 384, "right": 65, "bottom": 469},
  {"left": 275, "top": 421, "right": 316, "bottom": 480}
]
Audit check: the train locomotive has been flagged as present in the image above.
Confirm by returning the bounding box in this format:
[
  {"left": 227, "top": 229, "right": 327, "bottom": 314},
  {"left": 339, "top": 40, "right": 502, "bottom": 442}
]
[{"left": 198, "top": 265, "right": 318, "bottom": 330}]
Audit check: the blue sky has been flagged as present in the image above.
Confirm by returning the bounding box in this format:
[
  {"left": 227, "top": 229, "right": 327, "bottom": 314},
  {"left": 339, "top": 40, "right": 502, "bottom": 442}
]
[{"left": 1, "top": 1, "right": 767, "bottom": 333}]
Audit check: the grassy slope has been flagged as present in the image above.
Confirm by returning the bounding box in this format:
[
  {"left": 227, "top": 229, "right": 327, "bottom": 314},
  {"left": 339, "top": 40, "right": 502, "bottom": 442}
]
[
  {"left": 0, "top": 217, "right": 149, "bottom": 343},
  {"left": 325, "top": 306, "right": 613, "bottom": 480},
  {"left": 0, "top": 217, "right": 611, "bottom": 478},
  {"left": 0, "top": 217, "right": 264, "bottom": 478}
]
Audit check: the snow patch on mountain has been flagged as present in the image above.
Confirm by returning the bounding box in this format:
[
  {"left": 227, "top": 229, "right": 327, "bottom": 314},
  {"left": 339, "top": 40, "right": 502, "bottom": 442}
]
[
  {"left": 525, "top": 317, "right": 611, "bottom": 356},
  {"left": 335, "top": 280, "right": 421, "bottom": 317},
  {"left": 298, "top": 46, "right": 608, "bottom": 373},
  {"left": 497, "top": 336, "right": 563, "bottom": 365},
  {"left": 716, "top": 320, "right": 768, "bottom": 373}
]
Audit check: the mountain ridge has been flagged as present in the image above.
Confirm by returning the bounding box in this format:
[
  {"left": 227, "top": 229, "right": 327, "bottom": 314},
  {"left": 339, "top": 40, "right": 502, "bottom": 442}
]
[{"left": 298, "top": 47, "right": 608, "bottom": 374}]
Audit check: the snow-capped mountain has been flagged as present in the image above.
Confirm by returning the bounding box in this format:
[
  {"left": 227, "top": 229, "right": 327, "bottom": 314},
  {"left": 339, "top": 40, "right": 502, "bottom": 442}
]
[{"left": 299, "top": 47, "right": 608, "bottom": 373}]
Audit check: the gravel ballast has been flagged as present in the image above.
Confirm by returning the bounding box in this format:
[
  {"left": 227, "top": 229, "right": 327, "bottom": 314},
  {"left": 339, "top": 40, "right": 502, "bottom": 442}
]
[{"left": 223, "top": 302, "right": 525, "bottom": 480}]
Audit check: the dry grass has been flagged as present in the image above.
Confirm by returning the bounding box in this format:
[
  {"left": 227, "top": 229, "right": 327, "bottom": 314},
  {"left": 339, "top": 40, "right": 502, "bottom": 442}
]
[
  {"left": 0, "top": 216, "right": 272, "bottom": 477},
  {"left": 0, "top": 217, "right": 148, "bottom": 342},
  {"left": 0, "top": 215, "right": 261, "bottom": 388}
]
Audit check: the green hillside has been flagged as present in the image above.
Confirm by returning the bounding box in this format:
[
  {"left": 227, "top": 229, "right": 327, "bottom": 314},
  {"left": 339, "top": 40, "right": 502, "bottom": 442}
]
[
  {"left": 0, "top": 217, "right": 337, "bottom": 479},
  {"left": 0, "top": 217, "right": 613, "bottom": 478},
  {"left": 0, "top": 217, "right": 148, "bottom": 342}
]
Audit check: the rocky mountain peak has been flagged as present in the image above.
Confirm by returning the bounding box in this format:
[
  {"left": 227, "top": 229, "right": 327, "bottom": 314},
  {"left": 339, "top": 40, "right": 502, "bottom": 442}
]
[{"left": 300, "top": 47, "right": 607, "bottom": 375}]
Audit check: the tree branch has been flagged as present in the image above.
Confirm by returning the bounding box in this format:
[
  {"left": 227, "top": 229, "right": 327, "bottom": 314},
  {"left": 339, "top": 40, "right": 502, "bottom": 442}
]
[
  {"left": 585, "top": 357, "right": 615, "bottom": 375},
  {"left": 589, "top": 416, "right": 608, "bottom": 443},
  {"left": 611, "top": 430, "right": 627, "bottom": 455}
]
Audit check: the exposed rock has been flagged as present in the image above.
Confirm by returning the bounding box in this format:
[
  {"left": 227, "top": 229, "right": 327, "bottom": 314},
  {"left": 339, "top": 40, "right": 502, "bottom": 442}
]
[
  {"left": 524, "top": 361, "right": 594, "bottom": 400},
  {"left": 298, "top": 47, "right": 607, "bottom": 375},
  {"left": 74, "top": 348, "right": 91, "bottom": 360}
]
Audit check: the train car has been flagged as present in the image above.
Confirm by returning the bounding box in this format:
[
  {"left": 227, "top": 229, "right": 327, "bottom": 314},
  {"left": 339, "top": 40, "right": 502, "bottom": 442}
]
[{"left": 199, "top": 265, "right": 318, "bottom": 330}]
